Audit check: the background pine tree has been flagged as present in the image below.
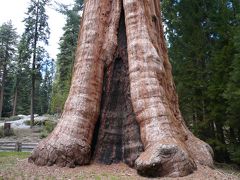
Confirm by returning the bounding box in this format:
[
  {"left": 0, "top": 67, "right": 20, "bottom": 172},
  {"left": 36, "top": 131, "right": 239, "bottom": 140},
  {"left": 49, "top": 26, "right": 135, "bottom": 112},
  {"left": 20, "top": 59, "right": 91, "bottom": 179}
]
[
  {"left": 162, "top": 0, "right": 240, "bottom": 164},
  {"left": 0, "top": 21, "right": 18, "bottom": 117}
]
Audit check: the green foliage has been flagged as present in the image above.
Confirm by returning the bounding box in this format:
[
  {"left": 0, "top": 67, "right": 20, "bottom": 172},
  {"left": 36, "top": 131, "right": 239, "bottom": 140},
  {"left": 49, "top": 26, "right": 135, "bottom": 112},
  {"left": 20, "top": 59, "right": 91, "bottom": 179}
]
[
  {"left": 24, "top": 119, "right": 43, "bottom": 126},
  {"left": 162, "top": 0, "right": 240, "bottom": 164},
  {"left": 50, "top": 0, "right": 83, "bottom": 114},
  {"left": 23, "top": 0, "right": 50, "bottom": 46},
  {"left": 21, "top": 0, "right": 51, "bottom": 122},
  {"left": 0, "top": 21, "right": 18, "bottom": 117},
  {"left": 6, "top": 0, "right": 53, "bottom": 117},
  {"left": 12, "top": 34, "right": 32, "bottom": 115},
  {"left": 0, "top": 0, "right": 53, "bottom": 118},
  {"left": 50, "top": 81, "right": 70, "bottom": 113},
  {"left": 232, "top": 151, "right": 240, "bottom": 165},
  {"left": 44, "top": 120, "right": 56, "bottom": 132},
  {"left": 40, "top": 120, "right": 57, "bottom": 138},
  {"left": 7, "top": 116, "right": 21, "bottom": 121},
  {"left": 0, "top": 0, "right": 81, "bottom": 118},
  {"left": 34, "top": 49, "right": 54, "bottom": 115}
]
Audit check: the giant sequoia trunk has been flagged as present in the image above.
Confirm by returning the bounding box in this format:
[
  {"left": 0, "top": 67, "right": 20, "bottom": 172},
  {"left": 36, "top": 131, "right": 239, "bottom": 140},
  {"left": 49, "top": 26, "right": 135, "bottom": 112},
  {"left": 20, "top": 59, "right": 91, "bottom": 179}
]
[{"left": 29, "top": 0, "right": 213, "bottom": 177}]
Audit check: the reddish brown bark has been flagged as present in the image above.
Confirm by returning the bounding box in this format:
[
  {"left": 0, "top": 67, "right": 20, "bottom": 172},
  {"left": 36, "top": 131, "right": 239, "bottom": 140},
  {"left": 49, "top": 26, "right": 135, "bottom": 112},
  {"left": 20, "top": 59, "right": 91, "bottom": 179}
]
[
  {"left": 92, "top": 10, "right": 143, "bottom": 166},
  {"left": 29, "top": 0, "right": 213, "bottom": 177}
]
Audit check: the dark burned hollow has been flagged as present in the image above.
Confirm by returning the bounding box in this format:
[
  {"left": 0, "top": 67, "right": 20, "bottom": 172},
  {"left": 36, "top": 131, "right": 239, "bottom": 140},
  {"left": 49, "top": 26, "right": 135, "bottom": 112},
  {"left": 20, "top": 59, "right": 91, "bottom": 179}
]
[{"left": 91, "top": 9, "right": 143, "bottom": 166}]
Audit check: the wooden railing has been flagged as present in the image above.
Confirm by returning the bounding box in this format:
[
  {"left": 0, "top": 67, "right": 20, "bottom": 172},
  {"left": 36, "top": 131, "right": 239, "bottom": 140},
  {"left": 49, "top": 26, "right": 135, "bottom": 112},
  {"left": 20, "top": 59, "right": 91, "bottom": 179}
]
[{"left": 0, "top": 141, "right": 38, "bottom": 152}]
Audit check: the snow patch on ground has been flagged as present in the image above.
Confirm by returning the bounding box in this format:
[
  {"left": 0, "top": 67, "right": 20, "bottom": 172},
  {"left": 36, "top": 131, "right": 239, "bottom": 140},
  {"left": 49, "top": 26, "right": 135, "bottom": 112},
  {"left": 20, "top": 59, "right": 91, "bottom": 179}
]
[{"left": 0, "top": 115, "right": 48, "bottom": 129}]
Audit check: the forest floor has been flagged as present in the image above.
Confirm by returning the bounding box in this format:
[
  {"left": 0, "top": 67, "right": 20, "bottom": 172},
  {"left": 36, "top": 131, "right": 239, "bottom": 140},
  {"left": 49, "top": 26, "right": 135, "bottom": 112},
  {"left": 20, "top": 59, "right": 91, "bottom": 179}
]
[{"left": 0, "top": 152, "right": 240, "bottom": 180}]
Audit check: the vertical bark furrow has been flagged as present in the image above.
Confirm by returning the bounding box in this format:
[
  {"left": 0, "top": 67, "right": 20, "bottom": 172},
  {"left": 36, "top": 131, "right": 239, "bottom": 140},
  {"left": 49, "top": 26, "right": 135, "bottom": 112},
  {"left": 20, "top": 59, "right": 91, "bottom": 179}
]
[
  {"left": 99, "top": 0, "right": 122, "bottom": 66},
  {"left": 123, "top": 0, "right": 197, "bottom": 177},
  {"left": 93, "top": 8, "right": 143, "bottom": 165},
  {"left": 124, "top": 0, "right": 174, "bottom": 147},
  {"left": 29, "top": 0, "right": 112, "bottom": 167},
  {"left": 93, "top": 57, "right": 125, "bottom": 164},
  {"left": 142, "top": 0, "right": 214, "bottom": 167}
]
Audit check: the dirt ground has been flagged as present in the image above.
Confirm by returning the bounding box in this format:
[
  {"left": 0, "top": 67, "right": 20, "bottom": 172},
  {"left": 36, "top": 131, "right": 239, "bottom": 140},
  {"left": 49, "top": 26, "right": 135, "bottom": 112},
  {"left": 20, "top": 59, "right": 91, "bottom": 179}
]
[
  {"left": 1, "top": 157, "right": 240, "bottom": 180},
  {"left": 0, "top": 128, "right": 42, "bottom": 143}
]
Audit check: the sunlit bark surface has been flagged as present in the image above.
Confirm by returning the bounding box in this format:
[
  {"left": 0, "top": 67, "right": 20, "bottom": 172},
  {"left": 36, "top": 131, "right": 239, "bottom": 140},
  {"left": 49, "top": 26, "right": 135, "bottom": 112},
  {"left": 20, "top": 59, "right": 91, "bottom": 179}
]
[{"left": 29, "top": 0, "right": 213, "bottom": 177}]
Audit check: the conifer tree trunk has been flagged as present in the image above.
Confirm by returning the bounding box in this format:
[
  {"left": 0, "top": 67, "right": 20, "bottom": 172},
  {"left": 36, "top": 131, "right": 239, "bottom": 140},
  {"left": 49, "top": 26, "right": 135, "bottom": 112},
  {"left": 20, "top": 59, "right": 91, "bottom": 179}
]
[
  {"left": 0, "top": 64, "right": 6, "bottom": 118},
  {"left": 30, "top": 0, "right": 40, "bottom": 127},
  {"left": 12, "top": 86, "right": 18, "bottom": 116},
  {"left": 0, "top": 50, "right": 8, "bottom": 118},
  {"left": 29, "top": 0, "right": 213, "bottom": 177}
]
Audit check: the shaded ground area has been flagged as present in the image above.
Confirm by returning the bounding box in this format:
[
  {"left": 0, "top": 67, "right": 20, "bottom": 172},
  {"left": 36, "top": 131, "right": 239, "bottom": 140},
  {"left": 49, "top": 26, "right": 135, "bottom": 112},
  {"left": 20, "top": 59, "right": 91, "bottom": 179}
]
[{"left": 0, "top": 152, "right": 239, "bottom": 180}]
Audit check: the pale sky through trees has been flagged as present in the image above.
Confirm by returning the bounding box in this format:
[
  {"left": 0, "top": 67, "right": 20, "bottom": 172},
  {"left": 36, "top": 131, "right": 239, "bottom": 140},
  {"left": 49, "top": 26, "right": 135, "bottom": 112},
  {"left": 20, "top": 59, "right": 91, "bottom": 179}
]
[{"left": 0, "top": 0, "right": 74, "bottom": 60}]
